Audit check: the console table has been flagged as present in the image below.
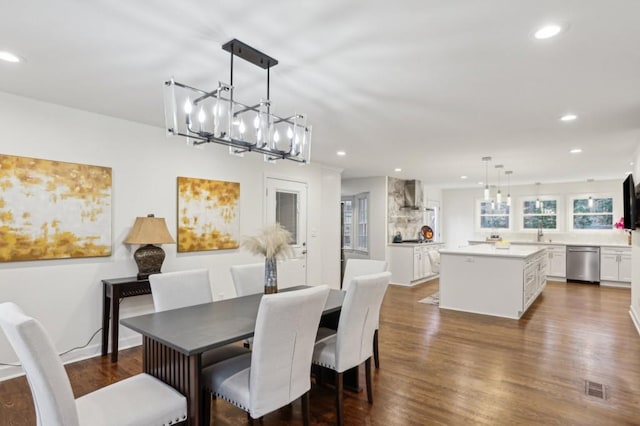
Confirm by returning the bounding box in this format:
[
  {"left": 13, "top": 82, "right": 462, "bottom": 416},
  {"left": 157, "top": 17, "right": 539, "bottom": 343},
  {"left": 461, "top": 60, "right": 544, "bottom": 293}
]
[{"left": 101, "top": 276, "right": 151, "bottom": 362}]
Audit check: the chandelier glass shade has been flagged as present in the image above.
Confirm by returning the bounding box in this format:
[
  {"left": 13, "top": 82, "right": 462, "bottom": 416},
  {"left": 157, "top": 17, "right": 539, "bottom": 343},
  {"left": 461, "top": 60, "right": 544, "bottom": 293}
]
[{"left": 163, "top": 39, "right": 312, "bottom": 164}]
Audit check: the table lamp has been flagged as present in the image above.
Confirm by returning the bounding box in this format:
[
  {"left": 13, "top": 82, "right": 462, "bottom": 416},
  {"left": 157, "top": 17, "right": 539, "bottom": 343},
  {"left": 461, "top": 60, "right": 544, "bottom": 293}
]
[{"left": 124, "top": 214, "right": 175, "bottom": 280}]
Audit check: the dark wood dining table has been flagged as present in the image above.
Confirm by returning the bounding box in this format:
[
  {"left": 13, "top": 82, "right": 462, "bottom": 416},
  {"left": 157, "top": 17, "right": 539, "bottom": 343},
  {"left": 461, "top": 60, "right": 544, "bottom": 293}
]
[{"left": 121, "top": 286, "right": 345, "bottom": 426}]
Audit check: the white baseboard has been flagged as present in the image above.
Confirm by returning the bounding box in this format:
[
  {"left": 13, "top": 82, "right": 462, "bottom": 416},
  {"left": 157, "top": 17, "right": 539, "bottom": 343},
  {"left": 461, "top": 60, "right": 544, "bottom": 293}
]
[
  {"left": 391, "top": 274, "right": 439, "bottom": 287},
  {"left": 600, "top": 281, "right": 631, "bottom": 289},
  {"left": 0, "top": 335, "right": 142, "bottom": 382},
  {"left": 630, "top": 305, "right": 640, "bottom": 337}
]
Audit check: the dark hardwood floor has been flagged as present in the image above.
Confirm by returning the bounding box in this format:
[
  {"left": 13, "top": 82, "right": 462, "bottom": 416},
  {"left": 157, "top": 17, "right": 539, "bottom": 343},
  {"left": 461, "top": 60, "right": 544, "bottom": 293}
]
[{"left": 1, "top": 280, "right": 640, "bottom": 425}]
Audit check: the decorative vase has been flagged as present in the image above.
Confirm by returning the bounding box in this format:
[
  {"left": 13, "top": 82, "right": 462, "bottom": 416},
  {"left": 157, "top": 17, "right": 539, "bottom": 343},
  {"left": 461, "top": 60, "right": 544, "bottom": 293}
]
[{"left": 264, "top": 256, "right": 278, "bottom": 294}]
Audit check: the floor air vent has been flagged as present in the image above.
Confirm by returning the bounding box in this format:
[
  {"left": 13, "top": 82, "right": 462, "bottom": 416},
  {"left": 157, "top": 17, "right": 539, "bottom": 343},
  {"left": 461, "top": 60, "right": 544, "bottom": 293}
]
[{"left": 584, "top": 380, "right": 607, "bottom": 399}]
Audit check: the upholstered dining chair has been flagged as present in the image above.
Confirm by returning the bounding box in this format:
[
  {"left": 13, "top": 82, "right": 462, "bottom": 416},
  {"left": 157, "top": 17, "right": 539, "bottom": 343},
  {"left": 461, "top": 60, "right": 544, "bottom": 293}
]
[
  {"left": 313, "top": 271, "right": 390, "bottom": 426},
  {"left": 201, "top": 285, "right": 330, "bottom": 425},
  {"left": 149, "top": 269, "right": 249, "bottom": 366},
  {"left": 0, "top": 302, "right": 187, "bottom": 425},
  {"left": 341, "top": 259, "right": 388, "bottom": 368},
  {"left": 230, "top": 262, "right": 265, "bottom": 297}
]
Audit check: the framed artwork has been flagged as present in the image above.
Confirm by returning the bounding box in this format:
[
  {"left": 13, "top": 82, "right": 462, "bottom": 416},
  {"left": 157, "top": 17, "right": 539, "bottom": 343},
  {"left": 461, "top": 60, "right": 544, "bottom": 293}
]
[
  {"left": 177, "top": 176, "right": 240, "bottom": 252},
  {"left": 0, "top": 154, "right": 112, "bottom": 261}
]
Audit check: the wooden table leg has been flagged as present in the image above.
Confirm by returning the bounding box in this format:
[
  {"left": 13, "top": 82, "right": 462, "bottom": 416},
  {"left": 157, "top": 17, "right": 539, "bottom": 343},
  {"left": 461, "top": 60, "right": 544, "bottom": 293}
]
[
  {"left": 142, "top": 336, "right": 202, "bottom": 426},
  {"left": 110, "top": 286, "right": 120, "bottom": 362},
  {"left": 101, "top": 283, "right": 110, "bottom": 357}
]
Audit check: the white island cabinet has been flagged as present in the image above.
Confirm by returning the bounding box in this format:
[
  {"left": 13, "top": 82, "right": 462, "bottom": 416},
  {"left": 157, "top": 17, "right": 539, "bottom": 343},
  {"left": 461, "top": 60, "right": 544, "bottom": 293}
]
[{"left": 439, "top": 245, "right": 547, "bottom": 319}]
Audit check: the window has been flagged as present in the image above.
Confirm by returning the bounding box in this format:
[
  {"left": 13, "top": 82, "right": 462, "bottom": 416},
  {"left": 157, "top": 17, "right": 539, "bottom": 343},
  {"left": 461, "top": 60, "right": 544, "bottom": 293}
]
[
  {"left": 572, "top": 197, "right": 613, "bottom": 230},
  {"left": 478, "top": 201, "right": 510, "bottom": 230},
  {"left": 275, "top": 191, "right": 298, "bottom": 243},
  {"left": 522, "top": 199, "right": 558, "bottom": 230},
  {"left": 342, "top": 193, "right": 369, "bottom": 252},
  {"left": 356, "top": 194, "right": 368, "bottom": 251},
  {"left": 342, "top": 199, "right": 353, "bottom": 249}
]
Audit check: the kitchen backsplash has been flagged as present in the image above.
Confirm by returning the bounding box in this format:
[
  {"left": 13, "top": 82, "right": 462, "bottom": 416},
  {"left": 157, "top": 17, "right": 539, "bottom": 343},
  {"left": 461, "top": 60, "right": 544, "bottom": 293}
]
[
  {"left": 473, "top": 231, "right": 631, "bottom": 245},
  {"left": 388, "top": 177, "right": 424, "bottom": 242}
]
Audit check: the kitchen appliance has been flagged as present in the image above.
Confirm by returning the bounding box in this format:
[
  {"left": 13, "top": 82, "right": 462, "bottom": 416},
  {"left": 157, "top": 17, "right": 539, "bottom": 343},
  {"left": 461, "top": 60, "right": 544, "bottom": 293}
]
[
  {"left": 566, "top": 246, "right": 600, "bottom": 283},
  {"left": 401, "top": 180, "right": 423, "bottom": 210}
]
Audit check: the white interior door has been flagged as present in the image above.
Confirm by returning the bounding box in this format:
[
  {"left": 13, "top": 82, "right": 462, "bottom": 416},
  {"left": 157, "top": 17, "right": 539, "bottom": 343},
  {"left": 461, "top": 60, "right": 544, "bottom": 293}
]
[{"left": 265, "top": 178, "right": 307, "bottom": 288}]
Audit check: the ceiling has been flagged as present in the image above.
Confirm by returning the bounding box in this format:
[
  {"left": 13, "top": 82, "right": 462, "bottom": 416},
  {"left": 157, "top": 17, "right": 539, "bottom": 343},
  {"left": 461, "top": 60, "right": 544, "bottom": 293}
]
[{"left": 1, "top": 1, "right": 639, "bottom": 188}]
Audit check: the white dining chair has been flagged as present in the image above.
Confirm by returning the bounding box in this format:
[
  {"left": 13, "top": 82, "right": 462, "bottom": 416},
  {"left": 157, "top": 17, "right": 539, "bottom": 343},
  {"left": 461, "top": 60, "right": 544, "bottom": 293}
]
[
  {"left": 201, "top": 285, "right": 330, "bottom": 425},
  {"left": 149, "top": 269, "right": 249, "bottom": 366},
  {"left": 341, "top": 259, "right": 388, "bottom": 368},
  {"left": 313, "top": 271, "right": 390, "bottom": 426},
  {"left": 230, "top": 263, "right": 265, "bottom": 297},
  {"left": 0, "top": 302, "right": 187, "bottom": 426}
]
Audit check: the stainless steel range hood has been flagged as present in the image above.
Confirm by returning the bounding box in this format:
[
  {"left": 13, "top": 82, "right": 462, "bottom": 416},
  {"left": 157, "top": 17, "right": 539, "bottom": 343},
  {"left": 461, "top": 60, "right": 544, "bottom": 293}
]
[{"left": 401, "top": 180, "right": 423, "bottom": 210}]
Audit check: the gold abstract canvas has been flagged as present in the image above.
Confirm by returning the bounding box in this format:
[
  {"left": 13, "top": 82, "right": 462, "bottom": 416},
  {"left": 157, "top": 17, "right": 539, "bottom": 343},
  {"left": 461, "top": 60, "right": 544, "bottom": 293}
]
[
  {"left": 177, "top": 177, "right": 240, "bottom": 252},
  {"left": 0, "top": 154, "right": 112, "bottom": 261}
]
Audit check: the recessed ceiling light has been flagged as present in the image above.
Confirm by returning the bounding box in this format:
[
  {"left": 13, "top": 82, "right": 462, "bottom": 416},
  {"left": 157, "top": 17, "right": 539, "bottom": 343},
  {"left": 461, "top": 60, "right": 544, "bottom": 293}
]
[
  {"left": 336, "top": 151, "right": 346, "bottom": 156},
  {"left": 0, "top": 51, "right": 21, "bottom": 63},
  {"left": 570, "top": 148, "right": 582, "bottom": 154},
  {"left": 560, "top": 114, "right": 578, "bottom": 122},
  {"left": 534, "top": 24, "right": 563, "bottom": 40},
  {"left": 394, "top": 168, "right": 402, "bottom": 172},
  {"left": 460, "top": 175, "right": 468, "bottom": 180},
  {"left": 630, "top": 162, "right": 635, "bottom": 166}
]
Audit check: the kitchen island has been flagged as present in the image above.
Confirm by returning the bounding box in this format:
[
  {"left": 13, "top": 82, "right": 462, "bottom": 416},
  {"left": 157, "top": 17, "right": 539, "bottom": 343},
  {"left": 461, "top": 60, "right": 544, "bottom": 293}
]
[{"left": 439, "top": 244, "right": 547, "bottom": 319}]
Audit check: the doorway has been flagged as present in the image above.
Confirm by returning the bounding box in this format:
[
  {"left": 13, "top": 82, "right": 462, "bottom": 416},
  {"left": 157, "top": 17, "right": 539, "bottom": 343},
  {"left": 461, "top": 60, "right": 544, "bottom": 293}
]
[{"left": 265, "top": 177, "right": 308, "bottom": 288}]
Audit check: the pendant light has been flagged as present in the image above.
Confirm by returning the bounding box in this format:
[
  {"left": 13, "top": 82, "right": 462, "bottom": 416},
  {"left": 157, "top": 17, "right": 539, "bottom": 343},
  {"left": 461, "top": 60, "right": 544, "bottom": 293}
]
[
  {"left": 535, "top": 182, "right": 541, "bottom": 209},
  {"left": 505, "top": 170, "right": 513, "bottom": 206},
  {"left": 482, "top": 156, "right": 492, "bottom": 201},
  {"left": 587, "top": 178, "right": 594, "bottom": 208},
  {"left": 495, "top": 164, "right": 503, "bottom": 204}
]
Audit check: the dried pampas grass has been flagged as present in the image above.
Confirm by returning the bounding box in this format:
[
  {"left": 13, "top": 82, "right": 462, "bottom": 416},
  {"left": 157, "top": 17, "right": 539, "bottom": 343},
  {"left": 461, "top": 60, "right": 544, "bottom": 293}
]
[{"left": 242, "top": 224, "right": 293, "bottom": 259}]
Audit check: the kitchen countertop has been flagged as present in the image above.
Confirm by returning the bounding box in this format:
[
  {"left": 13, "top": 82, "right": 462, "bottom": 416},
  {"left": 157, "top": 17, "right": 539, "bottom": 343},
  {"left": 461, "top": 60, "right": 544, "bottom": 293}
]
[
  {"left": 468, "top": 240, "right": 631, "bottom": 249},
  {"left": 441, "top": 244, "right": 545, "bottom": 259},
  {"left": 388, "top": 241, "right": 445, "bottom": 247}
]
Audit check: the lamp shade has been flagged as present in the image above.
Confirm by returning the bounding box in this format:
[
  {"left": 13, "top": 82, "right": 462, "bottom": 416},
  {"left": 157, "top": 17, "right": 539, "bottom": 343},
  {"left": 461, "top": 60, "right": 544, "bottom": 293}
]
[{"left": 124, "top": 215, "right": 175, "bottom": 245}]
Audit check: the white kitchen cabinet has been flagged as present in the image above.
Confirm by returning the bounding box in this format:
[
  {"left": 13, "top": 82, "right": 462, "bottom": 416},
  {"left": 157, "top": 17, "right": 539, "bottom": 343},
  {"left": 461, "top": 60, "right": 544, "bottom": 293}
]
[
  {"left": 600, "top": 247, "right": 632, "bottom": 284},
  {"left": 545, "top": 245, "right": 566, "bottom": 279},
  {"left": 389, "top": 243, "right": 444, "bottom": 286}
]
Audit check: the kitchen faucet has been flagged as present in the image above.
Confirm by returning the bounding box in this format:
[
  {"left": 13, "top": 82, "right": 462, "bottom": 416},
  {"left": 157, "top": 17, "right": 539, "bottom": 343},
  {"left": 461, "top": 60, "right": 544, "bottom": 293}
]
[{"left": 537, "top": 224, "right": 544, "bottom": 242}]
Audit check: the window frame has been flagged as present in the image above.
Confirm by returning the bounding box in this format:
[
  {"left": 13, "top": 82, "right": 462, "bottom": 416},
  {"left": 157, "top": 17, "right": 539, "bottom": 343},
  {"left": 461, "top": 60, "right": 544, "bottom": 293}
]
[
  {"left": 342, "top": 192, "right": 369, "bottom": 254},
  {"left": 475, "top": 199, "right": 512, "bottom": 232},
  {"left": 518, "top": 196, "right": 562, "bottom": 233},
  {"left": 568, "top": 194, "right": 614, "bottom": 231}
]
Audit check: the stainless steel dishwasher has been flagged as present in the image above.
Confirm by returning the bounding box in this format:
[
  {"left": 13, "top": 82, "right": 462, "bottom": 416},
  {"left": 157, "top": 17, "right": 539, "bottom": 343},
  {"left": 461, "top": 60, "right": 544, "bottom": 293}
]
[{"left": 566, "top": 246, "right": 600, "bottom": 283}]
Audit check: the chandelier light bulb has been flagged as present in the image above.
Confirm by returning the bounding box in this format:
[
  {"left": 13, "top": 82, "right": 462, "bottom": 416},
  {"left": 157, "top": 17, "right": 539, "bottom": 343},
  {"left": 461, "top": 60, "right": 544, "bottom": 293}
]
[
  {"left": 239, "top": 120, "right": 246, "bottom": 134},
  {"left": 253, "top": 114, "right": 260, "bottom": 129},
  {"left": 273, "top": 129, "right": 280, "bottom": 143},
  {"left": 184, "top": 98, "right": 193, "bottom": 114},
  {"left": 287, "top": 126, "right": 294, "bottom": 140},
  {"left": 198, "top": 108, "right": 205, "bottom": 123}
]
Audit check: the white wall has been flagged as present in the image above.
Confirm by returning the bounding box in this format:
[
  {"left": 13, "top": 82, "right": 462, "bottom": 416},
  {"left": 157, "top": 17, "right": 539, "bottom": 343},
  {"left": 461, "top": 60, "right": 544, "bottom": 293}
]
[
  {"left": 631, "top": 145, "right": 640, "bottom": 336},
  {"left": 0, "top": 91, "right": 341, "bottom": 380},
  {"left": 442, "top": 179, "right": 627, "bottom": 249},
  {"left": 341, "top": 177, "right": 387, "bottom": 261}
]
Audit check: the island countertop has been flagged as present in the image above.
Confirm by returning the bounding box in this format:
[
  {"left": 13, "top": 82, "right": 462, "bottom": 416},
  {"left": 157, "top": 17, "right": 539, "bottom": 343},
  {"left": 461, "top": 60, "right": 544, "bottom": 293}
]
[{"left": 440, "top": 244, "right": 545, "bottom": 259}]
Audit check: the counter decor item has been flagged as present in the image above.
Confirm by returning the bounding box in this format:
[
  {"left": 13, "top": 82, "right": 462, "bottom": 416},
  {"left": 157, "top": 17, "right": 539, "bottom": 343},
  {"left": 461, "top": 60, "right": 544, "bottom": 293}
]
[
  {"left": 421, "top": 225, "right": 434, "bottom": 241},
  {"left": 614, "top": 217, "right": 632, "bottom": 245},
  {"left": 242, "top": 224, "right": 293, "bottom": 294}
]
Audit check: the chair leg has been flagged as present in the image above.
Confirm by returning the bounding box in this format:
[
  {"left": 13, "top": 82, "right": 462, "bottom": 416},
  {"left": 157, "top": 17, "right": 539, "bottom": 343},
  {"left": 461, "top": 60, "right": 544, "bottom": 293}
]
[
  {"left": 301, "top": 391, "right": 310, "bottom": 426},
  {"left": 365, "top": 357, "right": 373, "bottom": 404},
  {"left": 373, "top": 329, "right": 380, "bottom": 369},
  {"left": 336, "top": 371, "right": 344, "bottom": 426}
]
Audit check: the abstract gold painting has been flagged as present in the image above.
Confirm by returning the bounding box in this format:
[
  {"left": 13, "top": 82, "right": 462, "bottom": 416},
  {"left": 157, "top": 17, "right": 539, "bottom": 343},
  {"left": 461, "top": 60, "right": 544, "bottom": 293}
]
[
  {"left": 177, "top": 176, "right": 240, "bottom": 252},
  {"left": 0, "top": 154, "right": 112, "bottom": 261}
]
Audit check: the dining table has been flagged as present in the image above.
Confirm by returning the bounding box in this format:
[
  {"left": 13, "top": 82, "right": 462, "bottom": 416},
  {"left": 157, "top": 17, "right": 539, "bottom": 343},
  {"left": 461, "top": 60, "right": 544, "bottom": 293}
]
[{"left": 121, "top": 285, "right": 345, "bottom": 426}]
